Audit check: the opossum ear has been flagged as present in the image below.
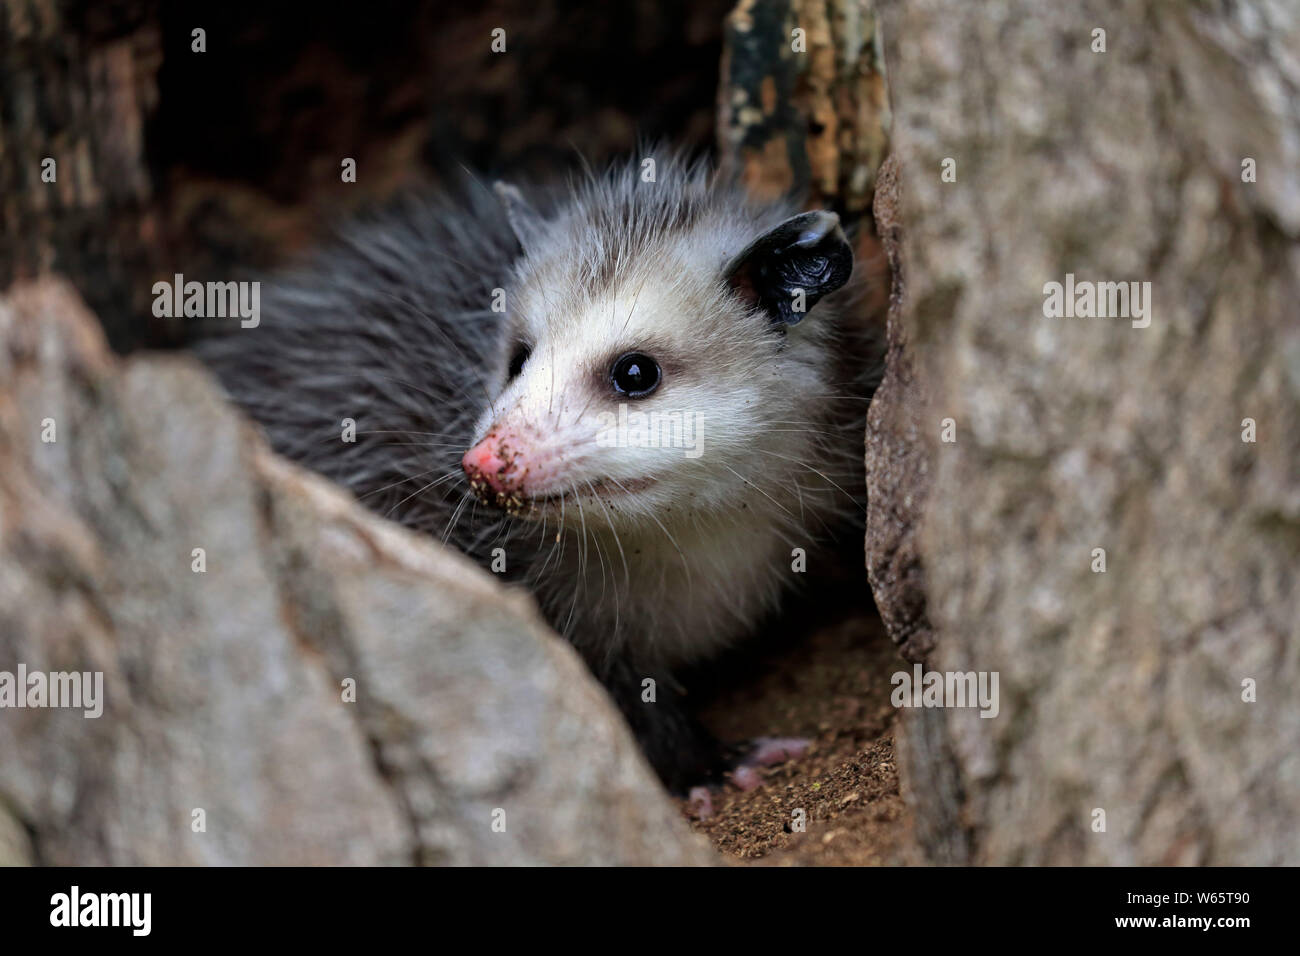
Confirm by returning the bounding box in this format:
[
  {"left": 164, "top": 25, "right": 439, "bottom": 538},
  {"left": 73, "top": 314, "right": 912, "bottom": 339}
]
[
  {"left": 494, "top": 181, "right": 548, "bottom": 252},
  {"left": 725, "top": 211, "right": 852, "bottom": 326}
]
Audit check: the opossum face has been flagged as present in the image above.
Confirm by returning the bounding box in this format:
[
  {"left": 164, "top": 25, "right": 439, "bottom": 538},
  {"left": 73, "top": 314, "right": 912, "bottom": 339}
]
[{"left": 463, "top": 195, "right": 852, "bottom": 531}]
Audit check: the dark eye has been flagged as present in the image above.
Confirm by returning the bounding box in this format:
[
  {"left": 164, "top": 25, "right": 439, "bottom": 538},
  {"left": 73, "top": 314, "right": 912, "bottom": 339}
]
[
  {"left": 610, "top": 352, "right": 661, "bottom": 398},
  {"left": 507, "top": 343, "right": 531, "bottom": 380}
]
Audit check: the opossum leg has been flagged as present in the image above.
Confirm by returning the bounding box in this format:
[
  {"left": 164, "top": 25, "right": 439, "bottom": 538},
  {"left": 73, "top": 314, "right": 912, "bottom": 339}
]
[
  {"left": 685, "top": 786, "right": 714, "bottom": 820},
  {"left": 593, "top": 658, "right": 729, "bottom": 797}
]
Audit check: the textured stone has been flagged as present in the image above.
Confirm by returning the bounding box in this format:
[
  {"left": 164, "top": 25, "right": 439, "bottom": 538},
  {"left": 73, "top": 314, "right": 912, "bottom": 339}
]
[{"left": 0, "top": 279, "right": 711, "bottom": 866}]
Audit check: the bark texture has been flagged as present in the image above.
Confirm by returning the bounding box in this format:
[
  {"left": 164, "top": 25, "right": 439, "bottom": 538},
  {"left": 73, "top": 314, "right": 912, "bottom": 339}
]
[
  {"left": 878, "top": 0, "right": 1300, "bottom": 864},
  {"left": 0, "top": 280, "right": 712, "bottom": 866},
  {"left": 0, "top": 0, "right": 166, "bottom": 349},
  {"left": 718, "top": 0, "right": 889, "bottom": 208},
  {"left": 864, "top": 154, "right": 934, "bottom": 666},
  {"left": 2, "top": 0, "right": 732, "bottom": 352}
]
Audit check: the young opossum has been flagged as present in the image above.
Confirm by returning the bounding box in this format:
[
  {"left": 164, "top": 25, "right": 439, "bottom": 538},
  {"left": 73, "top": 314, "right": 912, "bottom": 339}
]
[{"left": 196, "top": 153, "right": 879, "bottom": 794}]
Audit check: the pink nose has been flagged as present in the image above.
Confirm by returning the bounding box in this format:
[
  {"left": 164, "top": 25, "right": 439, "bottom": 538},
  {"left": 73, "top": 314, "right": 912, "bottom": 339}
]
[{"left": 462, "top": 434, "right": 516, "bottom": 494}]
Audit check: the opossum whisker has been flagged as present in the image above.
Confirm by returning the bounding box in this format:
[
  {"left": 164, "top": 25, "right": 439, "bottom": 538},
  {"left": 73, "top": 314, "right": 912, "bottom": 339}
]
[
  {"left": 355, "top": 429, "right": 469, "bottom": 439},
  {"left": 370, "top": 359, "right": 480, "bottom": 408},
  {"left": 535, "top": 499, "right": 549, "bottom": 553},
  {"left": 385, "top": 470, "right": 462, "bottom": 520},
  {"left": 441, "top": 493, "right": 472, "bottom": 544},
  {"left": 617, "top": 273, "right": 649, "bottom": 340},
  {"left": 494, "top": 514, "right": 516, "bottom": 548},
  {"left": 585, "top": 477, "right": 630, "bottom": 590},
  {"left": 372, "top": 441, "right": 468, "bottom": 449},
  {"left": 575, "top": 484, "right": 610, "bottom": 610},
  {"left": 605, "top": 475, "right": 690, "bottom": 584},
  {"left": 562, "top": 484, "right": 587, "bottom": 635},
  {"left": 755, "top": 449, "right": 864, "bottom": 511},
  {"left": 573, "top": 481, "right": 591, "bottom": 580},
  {"left": 761, "top": 420, "right": 846, "bottom": 434},
  {"left": 374, "top": 374, "right": 489, "bottom": 430},
  {"left": 588, "top": 515, "right": 614, "bottom": 630},
  {"left": 356, "top": 467, "right": 451, "bottom": 503},
  {"left": 719, "top": 463, "right": 800, "bottom": 523},
  {"left": 760, "top": 428, "right": 842, "bottom": 439},
  {"left": 533, "top": 520, "right": 564, "bottom": 581},
  {"left": 461, "top": 511, "right": 508, "bottom": 554},
  {"left": 557, "top": 491, "right": 569, "bottom": 566},
  {"left": 374, "top": 291, "right": 498, "bottom": 417}
]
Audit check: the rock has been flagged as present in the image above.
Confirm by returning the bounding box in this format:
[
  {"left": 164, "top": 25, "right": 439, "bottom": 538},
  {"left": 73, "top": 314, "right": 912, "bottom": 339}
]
[
  {"left": 878, "top": 0, "right": 1300, "bottom": 864},
  {"left": 0, "top": 279, "right": 712, "bottom": 866}
]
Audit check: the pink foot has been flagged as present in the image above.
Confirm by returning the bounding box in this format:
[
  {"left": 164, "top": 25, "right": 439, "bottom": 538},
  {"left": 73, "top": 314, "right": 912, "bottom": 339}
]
[
  {"left": 727, "top": 737, "right": 811, "bottom": 791},
  {"left": 730, "top": 765, "right": 764, "bottom": 791},
  {"left": 744, "top": 736, "right": 811, "bottom": 767},
  {"left": 686, "top": 786, "right": 715, "bottom": 820}
]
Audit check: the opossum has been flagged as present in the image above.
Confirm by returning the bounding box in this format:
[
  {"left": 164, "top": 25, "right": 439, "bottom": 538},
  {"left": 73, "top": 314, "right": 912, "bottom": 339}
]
[{"left": 195, "top": 152, "right": 880, "bottom": 794}]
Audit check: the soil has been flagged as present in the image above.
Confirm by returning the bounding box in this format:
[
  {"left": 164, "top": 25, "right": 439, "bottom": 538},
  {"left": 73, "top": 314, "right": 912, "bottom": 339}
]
[{"left": 681, "top": 598, "right": 916, "bottom": 865}]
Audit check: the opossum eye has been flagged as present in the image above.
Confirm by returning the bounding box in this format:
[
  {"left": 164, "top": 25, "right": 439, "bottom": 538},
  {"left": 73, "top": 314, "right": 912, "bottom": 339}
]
[
  {"left": 610, "top": 352, "right": 661, "bottom": 398},
  {"left": 507, "top": 343, "right": 531, "bottom": 380}
]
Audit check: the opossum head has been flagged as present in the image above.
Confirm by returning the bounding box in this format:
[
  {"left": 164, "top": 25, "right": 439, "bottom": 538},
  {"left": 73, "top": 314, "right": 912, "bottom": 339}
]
[{"left": 463, "top": 158, "right": 853, "bottom": 532}]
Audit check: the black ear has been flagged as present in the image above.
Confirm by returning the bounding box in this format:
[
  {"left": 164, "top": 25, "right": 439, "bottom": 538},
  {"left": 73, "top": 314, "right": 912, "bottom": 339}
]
[
  {"left": 724, "top": 210, "right": 853, "bottom": 326},
  {"left": 494, "top": 181, "right": 548, "bottom": 252}
]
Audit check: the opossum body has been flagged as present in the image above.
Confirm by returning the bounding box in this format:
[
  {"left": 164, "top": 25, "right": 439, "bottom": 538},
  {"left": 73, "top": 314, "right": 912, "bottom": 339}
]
[{"left": 197, "top": 154, "right": 879, "bottom": 793}]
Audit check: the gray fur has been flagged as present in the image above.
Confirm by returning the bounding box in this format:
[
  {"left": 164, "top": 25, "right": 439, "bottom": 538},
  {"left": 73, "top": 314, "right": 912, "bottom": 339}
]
[{"left": 195, "top": 184, "right": 516, "bottom": 556}]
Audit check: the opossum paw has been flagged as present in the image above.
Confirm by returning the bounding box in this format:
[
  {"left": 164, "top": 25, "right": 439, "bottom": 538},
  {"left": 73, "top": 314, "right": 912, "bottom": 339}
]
[
  {"left": 686, "top": 786, "right": 715, "bottom": 820},
  {"left": 683, "top": 737, "right": 810, "bottom": 817},
  {"left": 727, "top": 736, "right": 811, "bottom": 792}
]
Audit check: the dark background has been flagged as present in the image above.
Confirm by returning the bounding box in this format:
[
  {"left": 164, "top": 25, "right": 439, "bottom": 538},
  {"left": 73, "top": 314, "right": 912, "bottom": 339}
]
[{"left": 3, "top": 0, "right": 733, "bottom": 351}]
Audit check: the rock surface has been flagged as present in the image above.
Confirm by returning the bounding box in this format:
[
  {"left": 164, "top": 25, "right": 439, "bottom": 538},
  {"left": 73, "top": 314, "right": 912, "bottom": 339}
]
[
  {"left": 876, "top": 0, "right": 1300, "bottom": 863},
  {"left": 0, "top": 279, "right": 712, "bottom": 866}
]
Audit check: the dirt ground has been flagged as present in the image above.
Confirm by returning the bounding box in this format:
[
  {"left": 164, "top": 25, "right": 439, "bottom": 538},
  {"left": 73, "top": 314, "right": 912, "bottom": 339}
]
[{"left": 680, "top": 599, "right": 917, "bottom": 865}]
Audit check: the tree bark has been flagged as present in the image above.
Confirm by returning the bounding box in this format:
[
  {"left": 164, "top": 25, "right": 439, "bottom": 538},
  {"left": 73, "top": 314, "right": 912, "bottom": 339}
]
[
  {"left": 0, "top": 0, "right": 165, "bottom": 350},
  {"left": 878, "top": 0, "right": 1300, "bottom": 864},
  {"left": 718, "top": 0, "right": 889, "bottom": 210}
]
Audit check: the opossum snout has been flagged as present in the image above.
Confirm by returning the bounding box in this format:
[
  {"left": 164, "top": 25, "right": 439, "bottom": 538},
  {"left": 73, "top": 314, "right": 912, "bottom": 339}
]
[
  {"left": 462, "top": 432, "right": 528, "bottom": 511},
  {"left": 463, "top": 439, "right": 510, "bottom": 488}
]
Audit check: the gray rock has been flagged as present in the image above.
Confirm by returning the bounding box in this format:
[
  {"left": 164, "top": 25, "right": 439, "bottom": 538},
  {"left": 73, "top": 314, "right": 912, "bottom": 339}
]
[{"left": 0, "top": 279, "right": 712, "bottom": 866}]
